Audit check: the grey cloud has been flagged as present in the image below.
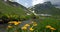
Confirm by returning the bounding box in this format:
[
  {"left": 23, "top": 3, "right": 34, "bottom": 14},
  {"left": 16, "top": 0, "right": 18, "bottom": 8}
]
[
  {"left": 44, "top": 0, "right": 60, "bottom": 8},
  {"left": 44, "top": 0, "right": 60, "bottom": 4}
]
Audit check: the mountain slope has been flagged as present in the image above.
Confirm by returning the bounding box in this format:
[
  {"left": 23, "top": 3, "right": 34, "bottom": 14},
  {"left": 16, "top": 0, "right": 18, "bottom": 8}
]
[
  {"left": 31, "top": 1, "right": 60, "bottom": 15},
  {"left": 0, "top": 0, "right": 26, "bottom": 15}
]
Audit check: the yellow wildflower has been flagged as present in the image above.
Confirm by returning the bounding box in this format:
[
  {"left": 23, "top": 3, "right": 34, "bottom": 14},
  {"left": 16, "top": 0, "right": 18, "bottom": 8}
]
[
  {"left": 33, "top": 23, "right": 37, "bottom": 26},
  {"left": 46, "top": 25, "right": 51, "bottom": 28},
  {"left": 8, "top": 21, "right": 21, "bottom": 25},
  {"left": 21, "top": 26, "right": 27, "bottom": 30},
  {"left": 7, "top": 25, "right": 12, "bottom": 28},
  {"left": 13, "top": 21, "right": 21, "bottom": 25},
  {"left": 8, "top": 21, "right": 14, "bottom": 24},
  {"left": 24, "top": 24, "right": 30, "bottom": 27},
  {"left": 29, "top": 27, "right": 34, "bottom": 31},
  {"left": 50, "top": 27, "right": 56, "bottom": 30}
]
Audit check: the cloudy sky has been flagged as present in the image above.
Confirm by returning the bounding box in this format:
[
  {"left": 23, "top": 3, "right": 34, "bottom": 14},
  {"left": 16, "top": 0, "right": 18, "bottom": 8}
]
[{"left": 16, "top": 0, "right": 60, "bottom": 7}]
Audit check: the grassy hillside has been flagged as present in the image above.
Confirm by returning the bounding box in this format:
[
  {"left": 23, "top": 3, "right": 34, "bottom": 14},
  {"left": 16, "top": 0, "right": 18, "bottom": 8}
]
[{"left": 0, "top": 0, "right": 26, "bottom": 15}]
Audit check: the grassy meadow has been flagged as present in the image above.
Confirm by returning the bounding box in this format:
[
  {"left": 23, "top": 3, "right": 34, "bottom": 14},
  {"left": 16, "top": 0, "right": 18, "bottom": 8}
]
[{"left": 6, "top": 16, "right": 60, "bottom": 32}]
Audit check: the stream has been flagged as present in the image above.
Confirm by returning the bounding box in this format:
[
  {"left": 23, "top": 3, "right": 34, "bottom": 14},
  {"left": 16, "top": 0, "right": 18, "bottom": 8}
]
[{"left": 0, "top": 19, "right": 39, "bottom": 32}]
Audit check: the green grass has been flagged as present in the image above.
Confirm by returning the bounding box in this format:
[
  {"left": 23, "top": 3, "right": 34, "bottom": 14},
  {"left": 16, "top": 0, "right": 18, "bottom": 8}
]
[
  {"left": 37, "top": 18, "right": 60, "bottom": 32},
  {"left": 7, "top": 17, "right": 60, "bottom": 32},
  {"left": 0, "top": 0, "right": 26, "bottom": 15}
]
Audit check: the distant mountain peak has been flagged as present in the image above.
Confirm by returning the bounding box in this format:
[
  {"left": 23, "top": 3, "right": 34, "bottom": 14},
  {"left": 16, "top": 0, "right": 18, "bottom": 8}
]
[
  {"left": 30, "top": 1, "right": 60, "bottom": 15},
  {"left": 44, "top": 1, "right": 52, "bottom": 5},
  {"left": 34, "top": 1, "right": 53, "bottom": 10}
]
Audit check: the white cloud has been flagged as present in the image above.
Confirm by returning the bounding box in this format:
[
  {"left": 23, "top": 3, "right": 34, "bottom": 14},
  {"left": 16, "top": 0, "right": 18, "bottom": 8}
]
[
  {"left": 32, "top": 0, "right": 44, "bottom": 5},
  {"left": 25, "top": 3, "right": 28, "bottom": 7},
  {"left": 15, "top": 0, "right": 19, "bottom": 2}
]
